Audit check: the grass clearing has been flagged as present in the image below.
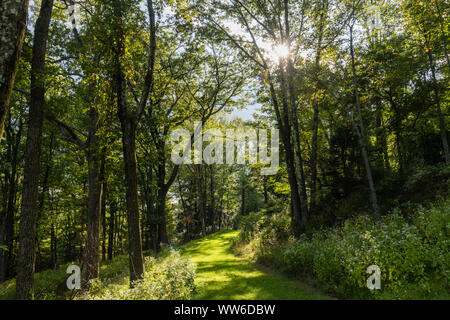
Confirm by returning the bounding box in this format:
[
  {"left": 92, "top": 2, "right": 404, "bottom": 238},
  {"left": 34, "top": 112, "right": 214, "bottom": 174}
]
[{"left": 181, "top": 230, "right": 330, "bottom": 300}]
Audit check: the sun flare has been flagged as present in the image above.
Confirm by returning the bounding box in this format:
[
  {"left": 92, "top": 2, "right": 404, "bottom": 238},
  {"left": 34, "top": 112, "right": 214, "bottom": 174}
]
[{"left": 270, "top": 43, "right": 290, "bottom": 61}]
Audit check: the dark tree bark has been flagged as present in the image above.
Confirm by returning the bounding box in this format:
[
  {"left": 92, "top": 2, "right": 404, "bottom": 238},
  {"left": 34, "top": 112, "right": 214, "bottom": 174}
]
[
  {"left": 240, "top": 183, "right": 246, "bottom": 217},
  {"left": 195, "top": 165, "right": 207, "bottom": 237},
  {"left": 119, "top": 118, "right": 144, "bottom": 283},
  {"left": 108, "top": 199, "right": 116, "bottom": 261},
  {"left": 156, "top": 160, "right": 169, "bottom": 246},
  {"left": 309, "top": 3, "right": 326, "bottom": 215},
  {"left": 50, "top": 224, "right": 56, "bottom": 269},
  {"left": 217, "top": 198, "right": 223, "bottom": 231},
  {"left": 82, "top": 108, "right": 102, "bottom": 288},
  {"left": 100, "top": 157, "right": 107, "bottom": 261},
  {"left": 283, "top": 0, "right": 308, "bottom": 230},
  {"left": 0, "top": 117, "right": 22, "bottom": 282},
  {"left": 263, "top": 176, "right": 268, "bottom": 204},
  {"left": 375, "top": 107, "right": 390, "bottom": 171},
  {"left": 36, "top": 132, "right": 54, "bottom": 270},
  {"left": 0, "top": 0, "right": 29, "bottom": 141},
  {"left": 142, "top": 166, "right": 157, "bottom": 252},
  {"left": 37, "top": 132, "right": 54, "bottom": 220},
  {"left": 393, "top": 104, "right": 403, "bottom": 173},
  {"left": 148, "top": 125, "right": 180, "bottom": 250},
  {"left": 209, "top": 166, "right": 216, "bottom": 233},
  {"left": 278, "top": 66, "right": 305, "bottom": 233},
  {"left": 286, "top": 64, "right": 308, "bottom": 224},
  {"left": 269, "top": 77, "right": 303, "bottom": 235},
  {"left": 16, "top": 0, "right": 54, "bottom": 300},
  {"left": 426, "top": 46, "right": 450, "bottom": 164}
]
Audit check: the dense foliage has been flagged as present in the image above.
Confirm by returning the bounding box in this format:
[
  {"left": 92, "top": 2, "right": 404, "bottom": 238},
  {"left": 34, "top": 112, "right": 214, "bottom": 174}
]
[{"left": 235, "top": 198, "right": 449, "bottom": 299}]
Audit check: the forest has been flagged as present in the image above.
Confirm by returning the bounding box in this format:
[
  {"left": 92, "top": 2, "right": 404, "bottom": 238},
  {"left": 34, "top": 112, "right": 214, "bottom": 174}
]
[{"left": 0, "top": 0, "right": 448, "bottom": 300}]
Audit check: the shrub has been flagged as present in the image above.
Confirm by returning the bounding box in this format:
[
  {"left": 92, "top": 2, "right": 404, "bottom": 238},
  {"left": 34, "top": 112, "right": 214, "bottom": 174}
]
[
  {"left": 240, "top": 199, "right": 449, "bottom": 299},
  {"left": 413, "top": 200, "right": 450, "bottom": 287},
  {"left": 237, "top": 209, "right": 291, "bottom": 266},
  {"left": 402, "top": 164, "right": 450, "bottom": 204},
  {"left": 239, "top": 208, "right": 291, "bottom": 243},
  {"left": 282, "top": 235, "right": 315, "bottom": 274},
  {"left": 92, "top": 250, "right": 196, "bottom": 300},
  {"left": 239, "top": 211, "right": 265, "bottom": 242}
]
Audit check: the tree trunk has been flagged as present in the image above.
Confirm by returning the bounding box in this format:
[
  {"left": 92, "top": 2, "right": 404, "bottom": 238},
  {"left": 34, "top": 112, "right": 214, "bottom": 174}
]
[
  {"left": 115, "top": 43, "right": 144, "bottom": 283},
  {"left": 434, "top": 0, "right": 450, "bottom": 70},
  {"left": 37, "top": 132, "right": 54, "bottom": 222},
  {"left": 386, "top": 96, "right": 403, "bottom": 173},
  {"left": 310, "top": 9, "right": 325, "bottom": 215},
  {"left": 263, "top": 176, "right": 268, "bottom": 204},
  {"left": 108, "top": 199, "right": 115, "bottom": 261},
  {"left": 283, "top": 2, "right": 308, "bottom": 227},
  {"left": 240, "top": 184, "right": 246, "bottom": 217},
  {"left": 101, "top": 160, "right": 107, "bottom": 262},
  {"left": 143, "top": 178, "right": 158, "bottom": 253},
  {"left": 267, "top": 78, "right": 302, "bottom": 235},
  {"left": 0, "top": 118, "right": 22, "bottom": 281},
  {"left": 156, "top": 161, "right": 169, "bottom": 246},
  {"left": 0, "top": 0, "right": 29, "bottom": 141},
  {"left": 278, "top": 65, "right": 305, "bottom": 233},
  {"left": 82, "top": 108, "right": 102, "bottom": 288},
  {"left": 50, "top": 223, "right": 56, "bottom": 269},
  {"left": 349, "top": 24, "right": 381, "bottom": 224},
  {"left": 148, "top": 202, "right": 158, "bottom": 253},
  {"left": 16, "top": 0, "right": 53, "bottom": 300},
  {"left": 427, "top": 48, "right": 450, "bottom": 163},
  {"left": 120, "top": 121, "right": 144, "bottom": 284},
  {"left": 310, "top": 100, "right": 319, "bottom": 212},
  {"left": 285, "top": 61, "right": 308, "bottom": 225},
  {"left": 112, "top": 0, "right": 155, "bottom": 285},
  {"left": 395, "top": 118, "right": 403, "bottom": 173},
  {"left": 374, "top": 105, "right": 390, "bottom": 170},
  {"left": 210, "top": 166, "right": 216, "bottom": 233},
  {"left": 195, "top": 165, "right": 206, "bottom": 237}
]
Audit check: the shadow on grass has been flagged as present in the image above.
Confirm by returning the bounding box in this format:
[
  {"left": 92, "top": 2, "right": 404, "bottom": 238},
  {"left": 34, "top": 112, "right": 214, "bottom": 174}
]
[{"left": 182, "top": 230, "right": 330, "bottom": 300}]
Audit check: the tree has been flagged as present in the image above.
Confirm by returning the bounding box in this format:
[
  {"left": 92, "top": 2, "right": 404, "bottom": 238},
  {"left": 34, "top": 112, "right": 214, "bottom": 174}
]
[
  {"left": 43, "top": 2, "right": 113, "bottom": 288},
  {"left": 402, "top": 0, "right": 449, "bottom": 163},
  {"left": 195, "top": 0, "right": 310, "bottom": 234},
  {"left": 16, "top": 0, "right": 54, "bottom": 300},
  {"left": 111, "top": 0, "right": 156, "bottom": 284},
  {"left": 0, "top": 114, "right": 23, "bottom": 282},
  {"left": 348, "top": 12, "right": 381, "bottom": 223},
  {"left": 0, "top": 0, "right": 29, "bottom": 141}
]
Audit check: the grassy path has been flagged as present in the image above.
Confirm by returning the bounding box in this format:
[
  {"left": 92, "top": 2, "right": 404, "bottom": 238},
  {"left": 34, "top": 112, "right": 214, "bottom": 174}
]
[{"left": 181, "top": 230, "right": 329, "bottom": 300}]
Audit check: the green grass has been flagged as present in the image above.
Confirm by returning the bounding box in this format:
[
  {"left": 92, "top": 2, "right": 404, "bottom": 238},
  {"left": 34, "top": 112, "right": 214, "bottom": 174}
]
[{"left": 181, "top": 230, "right": 330, "bottom": 300}]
